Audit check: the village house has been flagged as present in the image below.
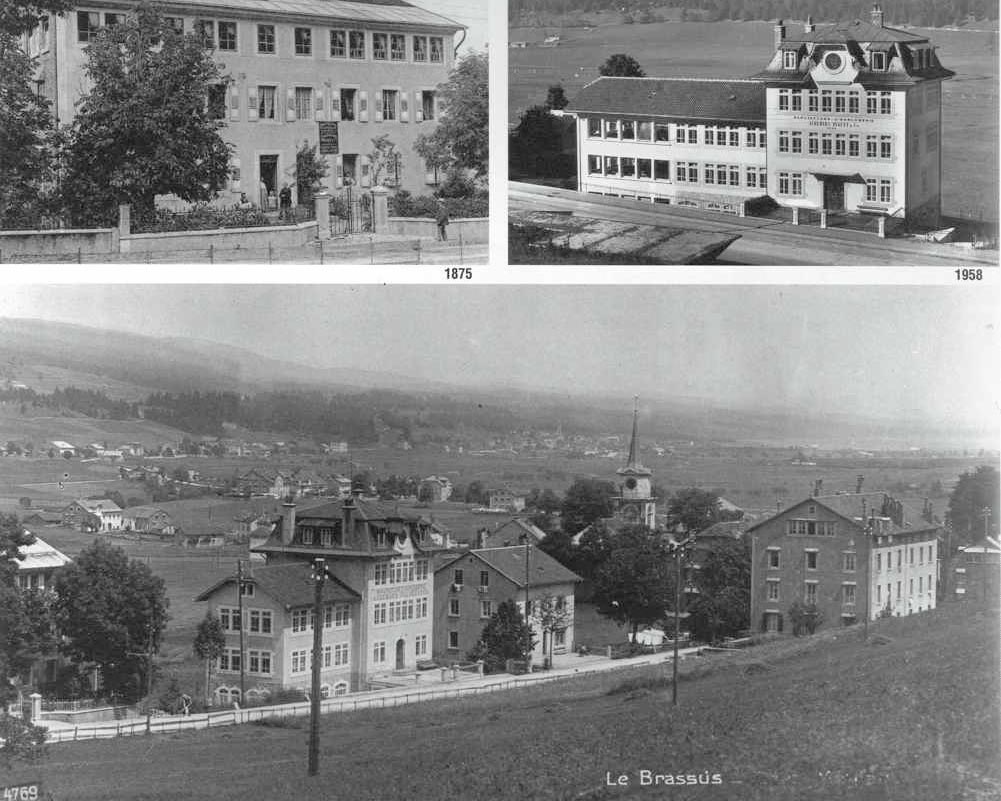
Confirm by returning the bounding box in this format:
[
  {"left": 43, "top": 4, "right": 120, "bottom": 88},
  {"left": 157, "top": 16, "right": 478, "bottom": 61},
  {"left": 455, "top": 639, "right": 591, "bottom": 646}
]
[
  {"left": 748, "top": 486, "right": 940, "bottom": 633},
  {"left": 433, "top": 545, "right": 580, "bottom": 666},
  {"left": 61, "top": 498, "right": 123, "bottom": 532},
  {"left": 487, "top": 488, "right": 526, "bottom": 513},
  {"left": 24, "top": 0, "right": 464, "bottom": 202},
  {"left": 478, "top": 518, "right": 547, "bottom": 549},
  {"left": 122, "top": 505, "right": 175, "bottom": 536},
  {"left": 195, "top": 561, "right": 361, "bottom": 704},
  {"left": 419, "top": 475, "right": 453, "bottom": 503}
]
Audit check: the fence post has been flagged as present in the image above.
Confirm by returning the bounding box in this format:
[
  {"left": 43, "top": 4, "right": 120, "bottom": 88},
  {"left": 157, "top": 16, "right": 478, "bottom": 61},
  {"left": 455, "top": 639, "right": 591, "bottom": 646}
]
[
  {"left": 459, "top": 228, "right": 464, "bottom": 264},
  {"left": 792, "top": 207, "right": 800, "bottom": 226},
  {"left": 415, "top": 240, "right": 422, "bottom": 265},
  {"left": 209, "top": 244, "right": 214, "bottom": 264},
  {"left": 877, "top": 216, "right": 886, "bottom": 238},
  {"left": 314, "top": 193, "right": 331, "bottom": 239},
  {"left": 820, "top": 209, "right": 828, "bottom": 229},
  {"left": 370, "top": 237, "right": 375, "bottom": 264},
  {"left": 370, "top": 185, "right": 389, "bottom": 233},
  {"left": 118, "top": 203, "right": 131, "bottom": 237},
  {"left": 268, "top": 241, "right": 273, "bottom": 263},
  {"left": 319, "top": 238, "right": 324, "bottom": 265},
  {"left": 77, "top": 248, "right": 82, "bottom": 263}
]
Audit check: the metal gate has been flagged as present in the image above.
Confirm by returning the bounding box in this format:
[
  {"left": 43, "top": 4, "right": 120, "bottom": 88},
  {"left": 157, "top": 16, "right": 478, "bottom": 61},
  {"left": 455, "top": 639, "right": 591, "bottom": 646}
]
[{"left": 331, "top": 190, "right": 372, "bottom": 235}]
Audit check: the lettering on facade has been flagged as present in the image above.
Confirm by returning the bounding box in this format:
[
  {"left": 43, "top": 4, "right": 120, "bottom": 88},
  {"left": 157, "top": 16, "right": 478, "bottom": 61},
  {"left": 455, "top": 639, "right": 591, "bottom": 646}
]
[
  {"left": 371, "top": 584, "right": 426, "bottom": 601},
  {"left": 790, "top": 114, "right": 875, "bottom": 129},
  {"left": 318, "top": 121, "right": 340, "bottom": 155}
]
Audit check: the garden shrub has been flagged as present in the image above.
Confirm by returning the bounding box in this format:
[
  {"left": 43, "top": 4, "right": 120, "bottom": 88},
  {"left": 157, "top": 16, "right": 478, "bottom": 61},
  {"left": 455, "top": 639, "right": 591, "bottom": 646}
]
[{"left": 134, "top": 204, "right": 271, "bottom": 233}]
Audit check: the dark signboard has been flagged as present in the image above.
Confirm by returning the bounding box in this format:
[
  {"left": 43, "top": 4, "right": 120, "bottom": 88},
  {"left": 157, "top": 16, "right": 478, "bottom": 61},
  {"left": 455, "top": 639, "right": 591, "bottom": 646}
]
[{"left": 318, "top": 122, "right": 339, "bottom": 155}]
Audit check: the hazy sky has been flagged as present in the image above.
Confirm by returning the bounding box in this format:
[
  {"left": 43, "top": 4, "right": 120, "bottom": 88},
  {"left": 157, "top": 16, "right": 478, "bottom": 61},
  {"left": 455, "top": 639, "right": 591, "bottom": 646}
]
[
  {"left": 408, "top": 0, "right": 488, "bottom": 54},
  {"left": 0, "top": 285, "right": 997, "bottom": 429}
]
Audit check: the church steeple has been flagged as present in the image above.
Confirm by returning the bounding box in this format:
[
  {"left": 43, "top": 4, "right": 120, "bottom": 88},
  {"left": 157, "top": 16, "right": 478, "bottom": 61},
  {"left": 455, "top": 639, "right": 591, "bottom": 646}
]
[
  {"left": 615, "top": 397, "right": 656, "bottom": 529},
  {"left": 626, "top": 395, "right": 640, "bottom": 469}
]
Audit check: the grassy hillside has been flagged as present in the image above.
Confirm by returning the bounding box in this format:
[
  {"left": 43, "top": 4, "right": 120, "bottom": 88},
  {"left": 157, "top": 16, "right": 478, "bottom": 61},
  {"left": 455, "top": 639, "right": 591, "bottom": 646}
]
[{"left": 12, "top": 602, "right": 998, "bottom": 800}]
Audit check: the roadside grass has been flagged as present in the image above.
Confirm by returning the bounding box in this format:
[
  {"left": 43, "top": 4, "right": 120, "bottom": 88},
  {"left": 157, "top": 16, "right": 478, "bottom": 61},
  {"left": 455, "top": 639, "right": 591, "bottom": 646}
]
[{"left": 11, "top": 601, "right": 998, "bottom": 800}]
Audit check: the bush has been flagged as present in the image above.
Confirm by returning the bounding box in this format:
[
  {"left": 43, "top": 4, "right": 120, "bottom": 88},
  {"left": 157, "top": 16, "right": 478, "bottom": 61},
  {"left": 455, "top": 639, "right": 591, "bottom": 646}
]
[
  {"left": 134, "top": 204, "right": 271, "bottom": 233},
  {"left": 389, "top": 190, "right": 488, "bottom": 219}
]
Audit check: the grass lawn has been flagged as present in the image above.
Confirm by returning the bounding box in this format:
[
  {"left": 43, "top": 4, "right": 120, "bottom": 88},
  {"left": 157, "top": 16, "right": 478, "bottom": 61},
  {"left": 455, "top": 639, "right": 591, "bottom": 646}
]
[{"left": 11, "top": 601, "right": 998, "bottom": 800}]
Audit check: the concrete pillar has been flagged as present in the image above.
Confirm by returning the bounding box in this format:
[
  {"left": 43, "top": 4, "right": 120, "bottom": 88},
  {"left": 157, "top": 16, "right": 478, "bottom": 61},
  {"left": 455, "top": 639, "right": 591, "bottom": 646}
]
[
  {"left": 118, "top": 203, "right": 131, "bottom": 237},
  {"left": 370, "top": 186, "right": 389, "bottom": 233},
  {"left": 792, "top": 207, "right": 800, "bottom": 226},
  {"left": 314, "top": 193, "right": 331, "bottom": 239},
  {"left": 440, "top": 667, "right": 447, "bottom": 682},
  {"left": 477, "top": 660, "right": 484, "bottom": 676},
  {"left": 820, "top": 209, "right": 828, "bottom": 229},
  {"left": 877, "top": 216, "right": 886, "bottom": 238},
  {"left": 450, "top": 666, "right": 457, "bottom": 681},
  {"left": 29, "top": 692, "right": 42, "bottom": 722},
  {"left": 738, "top": 201, "right": 746, "bottom": 218}
]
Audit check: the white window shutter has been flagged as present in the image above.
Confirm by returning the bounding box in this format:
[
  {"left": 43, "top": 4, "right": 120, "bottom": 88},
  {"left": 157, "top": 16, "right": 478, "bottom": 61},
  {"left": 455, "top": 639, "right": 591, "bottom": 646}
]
[
  {"left": 359, "top": 90, "right": 368, "bottom": 122},
  {"left": 315, "top": 88, "right": 324, "bottom": 121},
  {"left": 335, "top": 155, "right": 343, "bottom": 189},
  {"left": 229, "top": 86, "right": 240, "bottom": 121},
  {"left": 331, "top": 89, "right": 341, "bottom": 122},
  {"left": 401, "top": 92, "right": 409, "bottom": 123},
  {"left": 286, "top": 87, "right": 296, "bottom": 122},
  {"left": 248, "top": 88, "right": 258, "bottom": 120},
  {"left": 415, "top": 91, "right": 423, "bottom": 123},
  {"left": 374, "top": 92, "right": 383, "bottom": 123},
  {"left": 361, "top": 162, "right": 371, "bottom": 187}
]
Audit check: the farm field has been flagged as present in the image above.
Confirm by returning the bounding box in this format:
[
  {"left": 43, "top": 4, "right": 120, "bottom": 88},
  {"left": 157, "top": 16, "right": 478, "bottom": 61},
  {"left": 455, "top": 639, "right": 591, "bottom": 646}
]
[
  {"left": 509, "top": 20, "right": 999, "bottom": 220},
  {"left": 10, "top": 601, "right": 998, "bottom": 800}
]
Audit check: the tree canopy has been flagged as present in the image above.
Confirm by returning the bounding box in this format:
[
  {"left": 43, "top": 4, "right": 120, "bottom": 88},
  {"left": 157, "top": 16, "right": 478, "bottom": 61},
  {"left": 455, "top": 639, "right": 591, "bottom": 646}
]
[
  {"left": 686, "top": 538, "right": 751, "bottom": 643},
  {"left": 666, "top": 487, "right": 739, "bottom": 534},
  {"left": 0, "top": 0, "right": 73, "bottom": 37},
  {"left": 468, "top": 599, "right": 535, "bottom": 673},
  {"left": 60, "top": 2, "right": 232, "bottom": 225},
  {"left": 54, "top": 539, "right": 168, "bottom": 700},
  {"left": 561, "top": 478, "right": 616, "bottom": 535},
  {"left": 947, "top": 465, "right": 999, "bottom": 542},
  {"left": 415, "top": 50, "right": 488, "bottom": 177},
  {"left": 599, "top": 53, "right": 646, "bottom": 77}
]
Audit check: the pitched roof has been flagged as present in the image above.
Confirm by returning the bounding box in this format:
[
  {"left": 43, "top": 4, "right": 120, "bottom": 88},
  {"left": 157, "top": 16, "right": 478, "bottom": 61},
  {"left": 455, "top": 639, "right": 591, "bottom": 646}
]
[
  {"left": 195, "top": 562, "right": 360, "bottom": 607},
  {"left": 74, "top": 498, "right": 122, "bottom": 514},
  {"left": 567, "top": 77, "right": 766, "bottom": 124},
  {"left": 158, "top": 0, "right": 462, "bottom": 30},
  {"left": 747, "top": 492, "right": 938, "bottom": 536},
  {"left": 456, "top": 546, "right": 580, "bottom": 588},
  {"left": 786, "top": 19, "right": 927, "bottom": 44},
  {"left": 698, "top": 520, "right": 746, "bottom": 540},
  {"left": 13, "top": 535, "right": 72, "bottom": 571}
]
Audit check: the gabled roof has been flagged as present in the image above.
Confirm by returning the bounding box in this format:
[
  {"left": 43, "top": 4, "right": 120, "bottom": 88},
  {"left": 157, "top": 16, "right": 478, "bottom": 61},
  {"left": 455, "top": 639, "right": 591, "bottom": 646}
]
[
  {"left": 14, "top": 534, "right": 72, "bottom": 572},
  {"left": 195, "top": 562, "right": 360, "bottom": 607},
  {"left": 567, "top": 77, "right": 766, "bottom": 125},
  {"left": 492, "top": 518, "right": 547, "bottom": 544},
  {"left": 72, "top": 498, "right": 122, "bottom": 514},
  {"left": 698, "top": 520, "right": 746, "bottom": 540},
  {"left": 436, "top": 546, "right": 580, "bottom": 588},
  {"left": 125, "top": 505, "right": 170, "bottom": 519},
  {"left": 156, "top": 0, "right": 462, "bottom": 30},
  {"left": 746, "top": 492, "right": 938, "bottom": 536},
  {"left": 786, "top": 19, "right": 927, "bottom": 44}
]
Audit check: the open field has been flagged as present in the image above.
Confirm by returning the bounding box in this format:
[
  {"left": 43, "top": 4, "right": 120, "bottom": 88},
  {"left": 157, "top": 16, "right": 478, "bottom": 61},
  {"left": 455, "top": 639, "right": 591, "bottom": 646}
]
[
  {"left": 9, "top": 601, "right": 998, "bottom": 800},
  {"left": 509, "top": 20, "right": 999, "bottom": 220}
]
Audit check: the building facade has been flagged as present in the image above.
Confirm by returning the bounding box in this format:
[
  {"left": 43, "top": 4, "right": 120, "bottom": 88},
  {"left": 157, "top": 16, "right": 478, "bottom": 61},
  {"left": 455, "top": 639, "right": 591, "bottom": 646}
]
[
  {"left": 567, "top": 5, "right": 952, "bottom": 223},
  {"left": 749, "top": 491, "right": 939, "bottom": 633},
  {"left": 432, "top": 546, "right": 579, "bottom": 665},
  {"left": 27, "top": 0, "right": 464, "bottom": 201},
  {"left": 195, "top": 561, "right": 360, "bottom": 703},
  {"left": 61, "top": 498, "right": 123, "bottom": 532},
  {"left": 613, "top": 403, "right": 657, "bottom": 530}
]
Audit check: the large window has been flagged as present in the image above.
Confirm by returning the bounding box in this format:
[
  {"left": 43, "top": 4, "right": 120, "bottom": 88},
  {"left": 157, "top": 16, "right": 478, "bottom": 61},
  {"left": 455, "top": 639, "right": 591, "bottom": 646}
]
[
  {"left": 791, "top": 92, "right": 802, "bottom": 112},
  {"left": 257, "top": 25, "right": 275, "bottom": 54},
  {"left": 430, "top": 36, "right": 443, "bottom": 62},
  {"left": 821, "top": 91, "right": 833, "bottom": 113},
  {"left": 767, "top": 548, "right": 780, "bottom": 568},
  {"left": 219, "top": 606, "right": 240, "bottom": 632},
  {"left": 835, "top": 91, "right": 846, "bottom": 113},
  {"left": 621, "top": 157, "right": 635, "bottom": 177},
  {"left": 778, "top": 90, "right": 790, "bottom": 111},
  {"left": 604, "top": 156, "right": 619, "bottom": 176},
  {"left": 791, "top": 131, "right": 802, "bottom": 154},
  {"left": 808, "top": 91, "right": 818, "bottom": 112},
  {"left": 340, "top": 88, "right": 356, "bottom": 121},
  {"left": 248, "top": 650, "right": 272, "bottom": 674},
  {"left": 196, "top": 20, "right": 215, "bottom": 48},
  {"left": 248, "top": 609, "right": 273, "bottom": 634},
  {"left": 413, "top": 35, "right": 427, "bottom": 62},
  {"left": 587, "top": 155, "right": 601, "bottom": 175},
  {"left": 390, "top": 34, "right": 406, "bottom": 61},
  {"left": 804, "top": 582, "right": 818, "bottom": 605},
  {"left": 880, "top": 92, "right": 892, "bottom": 114},
  {"left": 295, "top": 27, "right": 312, "bottom": 56},
  {"left": 373, "top": 32, "right": 388, "bottom": 60},
  {"left": 258, "top": 85, "right": 277, "bottom": 120},
  {"left": 295, "top": 87, "right": 313, "bottom": 120},
  {"left": 421, "top": 91, "right": 436, "bottom": 121},
  {"left": 766, "top": 579, "right": 780, "bottom": 601},
  {"left": 333, "top": 643, "right": 349, "bottom": 666},
  {"left": 783, "top": 50, "right": 797, "bottom": 69},
  {"left": 77, "top": 11, "right": 99, "bottom": 42},
  {"left": 372, "top": 641, "right": 386, "bottom": 663},
  {"left": 620, "top": 120, "right": 635, "bottom": 140},
  {"left": 849, "top": 134, "right": 860, "bottom": 157},
  {"left": 653, "top": 160, "right": 669, "bottom": 180},
  {"left": 219, "top": 648, "right": 241, "bottom": 672},
  {"left": 292, "top": 608, "right": 309, "bottom": 632},
  {"left": 349, "top": 30, "right": 365, "bottom": 59},
  {"left": 655, "top": 123, "right": 670, "bottom": 142},
  {"left": 880, "top": 135, "right": 892, "bottom": 159},
  {"left": 871, "top": 51, "right": 887, "bottom": 71},
  {"left": 291, "top": 649, "right": 307, "bottom": 673},
  {"left": 330, "top": 29, "right": 346, "bottom": 57}
]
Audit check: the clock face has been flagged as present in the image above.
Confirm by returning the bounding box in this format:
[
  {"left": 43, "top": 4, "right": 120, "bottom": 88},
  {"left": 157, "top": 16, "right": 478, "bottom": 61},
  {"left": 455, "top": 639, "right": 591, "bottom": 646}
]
[
  {"left": 824, "top": 51, "right": 844, "bottom": 73},
  {"left": 625, "top": 477, "right": 637, "bottom": 490}
]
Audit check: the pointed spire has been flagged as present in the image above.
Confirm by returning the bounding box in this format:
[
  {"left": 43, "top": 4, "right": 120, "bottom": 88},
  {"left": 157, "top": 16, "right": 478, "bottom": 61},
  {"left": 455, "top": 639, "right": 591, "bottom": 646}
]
[{"left": 627, "top": 395, "right": 640, "bottom": 468}]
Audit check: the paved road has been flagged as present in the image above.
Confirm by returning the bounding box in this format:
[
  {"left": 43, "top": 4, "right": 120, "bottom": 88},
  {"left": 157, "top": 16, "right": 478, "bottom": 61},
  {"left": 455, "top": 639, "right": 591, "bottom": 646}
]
[{"left": 510, "top": 182, "right": 999, "bottom": 267}]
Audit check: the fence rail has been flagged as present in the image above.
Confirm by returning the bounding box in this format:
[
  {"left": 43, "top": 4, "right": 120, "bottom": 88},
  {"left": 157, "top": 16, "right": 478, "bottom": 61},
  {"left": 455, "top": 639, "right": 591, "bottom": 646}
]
[{"left": 41, "top": 659, "right": 667, "bottom": 745}]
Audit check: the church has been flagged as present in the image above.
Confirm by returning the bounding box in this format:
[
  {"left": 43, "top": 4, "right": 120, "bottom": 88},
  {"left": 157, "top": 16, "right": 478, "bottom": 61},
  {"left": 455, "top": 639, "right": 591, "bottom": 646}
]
[{"left": 567, "top": 5, "right": 953, "bottom": 225}]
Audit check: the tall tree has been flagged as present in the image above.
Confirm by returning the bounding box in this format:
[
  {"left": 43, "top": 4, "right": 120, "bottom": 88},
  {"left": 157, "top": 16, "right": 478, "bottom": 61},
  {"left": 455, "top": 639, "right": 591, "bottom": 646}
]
[
  {"left": 294, "top": 140, "right": 329, "bottom": 206},
  {"left": 592, "top": 525, "right": 675, "bottom": 639},
  {"left": 193, "top": 612, "right": 225, "bottom": 706},
  {"left": 599, "top": 53, "right": 645, "bottom": 77},
  {"left": 54, "top": 539, "right": 168, "bottom": 700},
  {"left": 561, "top": 478, "right": 616, "bottom": 535},
  {"left": 414, "top": 50, "right": 488, "bottom": 177},
  {"left": 60, "top": 2, "right": 232, "bottom": 225},
  {"left": 667, "top": 488, "right": 724, "bottom": 535},
  {"left": 686, "top": 538, "right": 751, "bottom": 643},
  {"left": 468, "top": 599, "right": 535, "bottom": 673},
  {"left": 0, "top": 0, "right": 73, "bottom": 38},
  {"left": 947, "top": 465, "right": 999, "bottom": 542}
]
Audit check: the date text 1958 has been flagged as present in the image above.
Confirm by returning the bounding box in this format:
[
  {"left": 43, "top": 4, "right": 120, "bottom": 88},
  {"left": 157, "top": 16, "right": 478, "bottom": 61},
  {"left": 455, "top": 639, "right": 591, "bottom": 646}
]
[{"left": 955, "top": 268, "right": 983, "bottom": 280}]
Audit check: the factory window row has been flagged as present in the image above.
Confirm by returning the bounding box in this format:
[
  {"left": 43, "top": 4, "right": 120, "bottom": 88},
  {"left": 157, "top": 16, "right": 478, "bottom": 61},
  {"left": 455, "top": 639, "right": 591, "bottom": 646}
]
[
  {"left": 587, "top": 155, "right": 766, "bottom": 189},
  {"left": 776, "top": 131, "right": 894, "bottom": 160},
  {"left": 586, "top": 118, "right": 767, "bottom": 148},
  {"left": 372, "top": 596, "right": 429, "bottom": 625},
  {"left": 232, "top": 85, "right": 438, "bottom": 124},
  {"left": 778, "top": 88, "right": 892, "bottom": 115},
  {"left": 75, "top": 12, "right": 444, "bottom": 64}
]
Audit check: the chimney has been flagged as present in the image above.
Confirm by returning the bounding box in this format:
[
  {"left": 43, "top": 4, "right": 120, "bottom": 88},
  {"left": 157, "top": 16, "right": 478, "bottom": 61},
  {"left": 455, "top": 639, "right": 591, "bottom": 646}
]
[
  {"left": 774, "top": 19, "right": 786, "bottom": 51},
  {"left": 856, "top": 474, "right": 864, "bottom": 494},
  {"left": 871, "top": 4, "right": 884, "bottom": 28},
  {"left": 281, "top": 499, "right": 296, "bottom": 545},
  {"left": 813, "top": 479, "right": 823, "bottom": 497},
  {"left": 804, "top": 15, "right": 814, "bottom": 34},
  {"left": 342, "top": 494, "right": 355, "bottom": 542}
]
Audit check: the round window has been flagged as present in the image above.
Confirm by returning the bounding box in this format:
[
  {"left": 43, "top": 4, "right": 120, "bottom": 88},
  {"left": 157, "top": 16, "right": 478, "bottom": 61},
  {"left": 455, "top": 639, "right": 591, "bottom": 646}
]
[
  {"left": 625, "top": 477, "right": 637, "bottom": 490},
  {"left": 824, "top": 52, "right": 843, "bottom": 72}
]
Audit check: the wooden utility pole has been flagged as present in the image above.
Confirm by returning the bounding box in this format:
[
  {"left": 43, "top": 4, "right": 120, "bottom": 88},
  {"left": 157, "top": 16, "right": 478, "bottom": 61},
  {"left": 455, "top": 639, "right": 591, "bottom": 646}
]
[
  {"left": 237, "top": 559, "right": 246, "bottom": 700},
  {"left": 671, "top": 534, "right": 695, "bottom": 706},
  {"left": 309, "top": 557, "right": 325, "bottom": 776}
]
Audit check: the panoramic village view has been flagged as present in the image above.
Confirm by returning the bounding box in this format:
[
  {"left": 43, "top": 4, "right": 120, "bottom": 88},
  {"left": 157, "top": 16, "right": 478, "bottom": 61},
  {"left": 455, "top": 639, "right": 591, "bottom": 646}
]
[{"left": 0, "top": 285, "right": 997, "bottom": 799}]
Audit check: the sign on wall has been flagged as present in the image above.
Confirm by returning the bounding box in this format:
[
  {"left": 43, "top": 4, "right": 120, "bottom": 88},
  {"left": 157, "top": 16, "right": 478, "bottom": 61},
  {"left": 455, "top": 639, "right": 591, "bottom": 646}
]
[{"left": 318, "top": 122, "right": 340, "bottom": 155}]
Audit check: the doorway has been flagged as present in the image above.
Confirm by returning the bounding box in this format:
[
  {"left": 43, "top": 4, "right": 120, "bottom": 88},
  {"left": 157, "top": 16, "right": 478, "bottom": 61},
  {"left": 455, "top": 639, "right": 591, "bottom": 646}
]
[
  {"left": 823, "top": 178, "right": 845, "bottom": 211},
  {"left": 395, "top": 638, "right": 405, "bottom": 670},
  {"left": 259, "top": 155, "right": 278, "bottom": 208}
]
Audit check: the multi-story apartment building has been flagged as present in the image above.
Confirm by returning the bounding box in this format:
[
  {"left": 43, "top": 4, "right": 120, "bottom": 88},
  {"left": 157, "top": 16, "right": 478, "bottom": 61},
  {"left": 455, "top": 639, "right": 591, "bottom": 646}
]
[
  {"left": 749, "top": 490, "right": 940, "bottom": 633},
  {"left": 249, "top": 496, "right": 445, "bottom": 687},
  {"left": 25, "top": 0, "right": 464, "bottom": 199},
  {"left": 567, "top": 4, "right": 952, "bottom": 223},
  {"left": 432, "top": 545, "right": 579, "bottom": 665},
  {"left": 196, "top": 561, "right": 360, "bottom": 703}
]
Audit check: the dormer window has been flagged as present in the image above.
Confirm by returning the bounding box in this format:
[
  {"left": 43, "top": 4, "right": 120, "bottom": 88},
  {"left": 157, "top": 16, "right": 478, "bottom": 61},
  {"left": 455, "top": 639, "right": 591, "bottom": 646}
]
[
  {"left": 871, "top": 51, "right": 887, "bottom": 71},
  {"left": 783, "top": 50, "right": 798, "bottom": 69},
  {"left": 373, "top": 530, "right": 387, "bottom": 548}
]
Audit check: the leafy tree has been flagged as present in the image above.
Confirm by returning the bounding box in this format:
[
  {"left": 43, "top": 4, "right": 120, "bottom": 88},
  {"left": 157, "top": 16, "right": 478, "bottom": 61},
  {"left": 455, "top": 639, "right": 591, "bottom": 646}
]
[
  {"left": 534, "top": 592, "right": 573, "bottom": 666},
  {"left": 545, "top": 84, "right": 569, "bottom": 110},
  {"left": 54, "top": 539, "right": 169, "bottom": 700},
  {"left": 592, "top": 525, "right": 675, "bottom": 640},
  {"left": 0, "top": 714, "right": 47, "bottom": 769},
  {"left": 0, "top": 0, "right": 73, "bottom": 38},
  {"left": 666, "top": 488, "right": 723, "bottom": 534},
  {"left": 468, "top": 599, "right": 535, "bottom": 673},
  {"left": 60, "top": 3, "right": 232, "bottom": 225},
  {"left": 464, "top": 480, "right": 488, "bottom": 506},
  {"left": 0, "top": 32, "right": 55, "bottom": 229},
  {"left": 414, "top": 51, "right": 488, "bottom": 177},
  {"left": 413, "top": 131, "right": 454, "bottom": 187},
  {"left": 599, "top": 53, "right": 645, "bottom": 77},
  {"left": 947, "top": 466, "right": 999, "bottom": 542},
  {"left": 561, "top": 478, "right": 616, "bottom": 535},
  {"left": 510, "top": 104, "right": 575, "bottom": 179},
  {"left": 686, "top": 539, "right": 751, "bottom": 643},
  {"left": 537, "top": 528, "right": 576, "bottom": 568},
  {"left": 294, "top": 139, "right": 329, "bottom": 206}
]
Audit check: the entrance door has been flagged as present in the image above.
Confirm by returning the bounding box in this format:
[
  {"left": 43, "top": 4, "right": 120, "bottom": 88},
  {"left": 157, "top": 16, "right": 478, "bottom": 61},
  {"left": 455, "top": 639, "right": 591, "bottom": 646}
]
[
  {"left": 395, "top": 638, "right": 405, "bottom": 670},
  {"left": 259, "top": 155, "right": 278, "bottom": 208},
  {"left": 823, "top": 179, "right": 845, "bottom": 211}
]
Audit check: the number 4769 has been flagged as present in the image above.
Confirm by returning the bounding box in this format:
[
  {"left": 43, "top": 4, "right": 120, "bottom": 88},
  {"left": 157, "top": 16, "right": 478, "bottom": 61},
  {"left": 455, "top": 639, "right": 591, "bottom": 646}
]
[{"left": 3, "top": 786, "right": 40, "bottom": 801}]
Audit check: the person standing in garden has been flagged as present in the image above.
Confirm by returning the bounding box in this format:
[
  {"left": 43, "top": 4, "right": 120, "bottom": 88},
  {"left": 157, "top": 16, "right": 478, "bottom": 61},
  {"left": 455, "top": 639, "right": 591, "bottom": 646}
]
[{"left": 436, "top": 199, "right": 449, "bottom": 241}]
